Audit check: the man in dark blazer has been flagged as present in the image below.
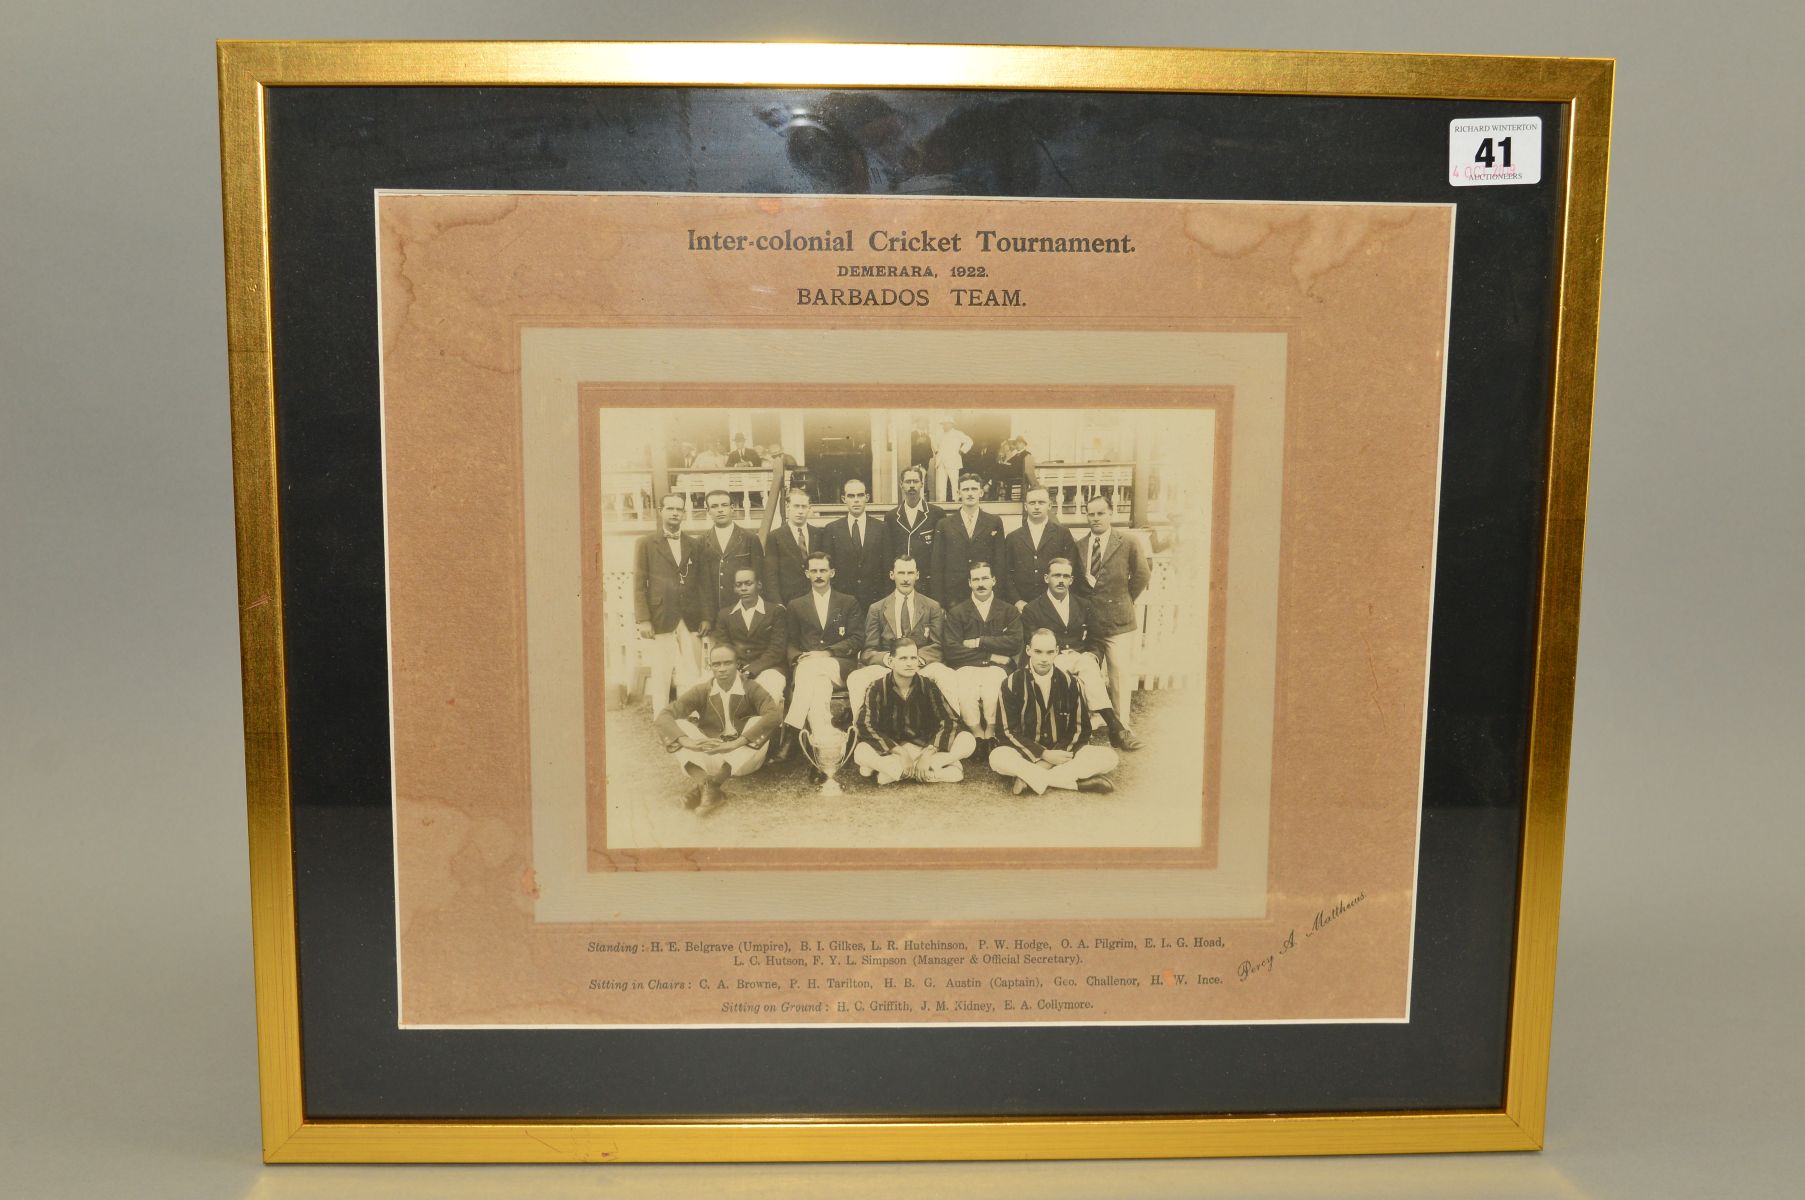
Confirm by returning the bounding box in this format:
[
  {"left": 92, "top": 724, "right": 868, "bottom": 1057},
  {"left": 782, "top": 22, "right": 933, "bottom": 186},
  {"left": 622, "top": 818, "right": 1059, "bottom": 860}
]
[
  {"left": 882, "top": 464, "right": 944, "bottom": 601},
  {"left": 1020, "top": 556, "right": 1142, "bottom": 750},
  {"left": 821, "top": 478, "right": 891, "bottom": 612},
  {"left": 1073, "top": 494, "right": 1152, "bottom": 723},
  {"left": 654, "top": 642, "right": 783, "bottom": 811},
  {"left": 781, "top": 550, "right": 865, "bottom": 743},
  {"left": 762, "top": 487, "right": 819, "bottom": 604},
  {"left": 710, "top": 566, "right": 789, "bottom": 703},
  {"left": 999, "top": 484, "right": 1079, "bottom": 607},
  {"left": 930, "top": 474, "right": 1006, "bottom": 609},
  {"left": 634, "top": 492, "right": 707, "bottom": 711},
  {"left": 695, "top": 488, "right": 765, "bottom": 622},
  {"left": 943, "top": 561, "right": 1024, "bottom": 738}
]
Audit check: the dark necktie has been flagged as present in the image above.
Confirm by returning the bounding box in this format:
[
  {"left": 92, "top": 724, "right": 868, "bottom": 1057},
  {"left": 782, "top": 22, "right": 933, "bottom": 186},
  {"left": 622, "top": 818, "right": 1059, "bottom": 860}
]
[
  {"left": 1090, "top": 535, "right": 1103, "bottom": 581},
  {"left": 901, "top": 597, "right": 912, "bottom": 634},
  {"left": 853, "top": 520, "right": 862, "bottom": 551}
]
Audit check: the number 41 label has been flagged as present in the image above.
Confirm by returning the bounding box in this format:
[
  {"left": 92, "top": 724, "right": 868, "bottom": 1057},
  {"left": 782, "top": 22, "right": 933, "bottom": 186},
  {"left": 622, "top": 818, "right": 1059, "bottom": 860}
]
[{"left": 1449, "top": 117, "right": 1542, "bottom": 186}]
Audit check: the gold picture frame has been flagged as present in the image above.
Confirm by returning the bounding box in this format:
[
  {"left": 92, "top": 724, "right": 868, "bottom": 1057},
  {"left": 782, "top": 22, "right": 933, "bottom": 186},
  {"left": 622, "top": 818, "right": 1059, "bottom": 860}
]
[{"left": 219, "top": 40, "right": 1611, "bottom": 1163}]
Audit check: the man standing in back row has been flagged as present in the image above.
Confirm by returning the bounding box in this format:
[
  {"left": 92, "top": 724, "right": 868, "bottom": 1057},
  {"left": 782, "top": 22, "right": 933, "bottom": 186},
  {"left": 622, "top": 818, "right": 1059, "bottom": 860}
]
[
  {"left": 931, "top": 474, "right": 1005, "bottom": 608},
  {"left": 633, "top": 492, "right": 707, "bottom": 711},
  {"left": 763, "top": 487, "right": 817, "bottom": 604},
  {"left": 696, "top": 487, "right": 763, "bottom": 621},
  {"left": 1073, "top": 494, "right": 1150, "bottom": 721},
  {"left": 822, "top": 478, "right": 890, "bottom": 613},
  {"left": 999, "top": 484, "right": 1078, "bottom": 607},
  {"left": 883, "top": 464, "right": 943, "bottom": 602}
]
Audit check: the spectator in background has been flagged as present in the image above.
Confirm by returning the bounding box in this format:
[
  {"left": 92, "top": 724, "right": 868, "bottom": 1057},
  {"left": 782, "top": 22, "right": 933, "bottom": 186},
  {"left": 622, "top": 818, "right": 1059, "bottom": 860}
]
[
  {"left": 932, "top": 416, "right": 973, "bottom": 502},
  {"left": 725, "top": 433, "right": 761, "bottom": 468},
  {"left": 1000, "top": 435, "right": 1039, "bottom": 496},
  {"left": 691, "top": 440, "right": 727, "bottom": 469}
]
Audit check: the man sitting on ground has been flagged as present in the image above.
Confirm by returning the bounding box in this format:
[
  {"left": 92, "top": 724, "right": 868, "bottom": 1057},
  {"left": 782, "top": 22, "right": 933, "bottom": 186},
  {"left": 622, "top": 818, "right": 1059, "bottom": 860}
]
[
  {"left": 852, "top": 638, "right": 976, "bottom": 785},
  {"left": 653, "top": 642, "right": 783, "bottom": 811},
  {"left": 1019, "top": 556, "right": 1143, "bottom": 750},
  {"left": 989, "top": 628, "right": 1121, "bottom": 795}
]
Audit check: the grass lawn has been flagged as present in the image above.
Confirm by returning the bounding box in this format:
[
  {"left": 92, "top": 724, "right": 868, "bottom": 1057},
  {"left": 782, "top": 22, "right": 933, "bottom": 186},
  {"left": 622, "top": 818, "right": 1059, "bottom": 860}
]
[{"left": 601, "top": 687, "right": 1206, "bottom": 851}]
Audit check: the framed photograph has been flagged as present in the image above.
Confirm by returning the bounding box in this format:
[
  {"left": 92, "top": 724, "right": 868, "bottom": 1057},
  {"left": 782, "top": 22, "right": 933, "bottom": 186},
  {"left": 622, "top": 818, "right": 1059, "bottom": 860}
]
[{"left": 219, "top": 41, "right": 1612, "bottom": 1162}]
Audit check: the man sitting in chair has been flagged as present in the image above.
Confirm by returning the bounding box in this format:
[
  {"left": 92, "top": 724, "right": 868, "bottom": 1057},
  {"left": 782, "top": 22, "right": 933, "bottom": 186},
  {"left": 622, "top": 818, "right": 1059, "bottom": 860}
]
[
  {"left": 943, "top": 560, "right": 1024, "bottom": 740},
  {"left": 989, "top": 628, "right": 1121, "bottom": 795},
  {"left": 852, "top": 638, "right": 977, "bottom": 785},
  {"left": 710, "top": 566, "right": 788, "bottom": 702},
  {"left": 845, "top": 554, "right": 960, "bottom": 720},
  {"left": 781, "top": 550, "right": 864, "bottom": 776},
  {"left": 653, "top": 642, "right": 783, "bottom": 812}
]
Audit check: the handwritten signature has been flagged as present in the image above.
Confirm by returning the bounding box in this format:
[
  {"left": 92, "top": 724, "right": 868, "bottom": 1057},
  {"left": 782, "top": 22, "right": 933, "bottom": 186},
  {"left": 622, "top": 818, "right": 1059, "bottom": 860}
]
[{"left": 1235, "top": 892, "right": 1367, "bottom": 982}]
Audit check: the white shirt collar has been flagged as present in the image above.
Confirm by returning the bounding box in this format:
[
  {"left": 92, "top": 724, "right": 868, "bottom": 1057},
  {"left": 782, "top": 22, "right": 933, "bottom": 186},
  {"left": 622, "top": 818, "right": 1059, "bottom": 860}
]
[
  {"left": 737, "top": 597, "right": 767, "bottom": 619},
  {"left": 714, "top": 523, "right": 735, "bottom": 547},
  {"left": 1027, "top": 518, "right": 1045, "bottom": 546},
  {"left": 972, "top": 595, "right": 993, "bottom": 620},
  {"left": 1051, "top": 592, "right": 1071, "bottom": 618},
  {"left": 813, "top": 589, "right": 832, "bottom": 619},
  {"left": 712, "top": 676, "right": 746, "bottom": 700},
  {"left": 1032, "top": 668, "right": 1056, "bottom": 697}
]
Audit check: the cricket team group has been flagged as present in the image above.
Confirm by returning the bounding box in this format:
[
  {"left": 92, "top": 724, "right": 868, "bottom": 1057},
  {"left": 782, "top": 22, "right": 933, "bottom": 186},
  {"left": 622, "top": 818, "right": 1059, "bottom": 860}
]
[{"left": 633, "top": 465, "right": 1151, "bottom": 812}]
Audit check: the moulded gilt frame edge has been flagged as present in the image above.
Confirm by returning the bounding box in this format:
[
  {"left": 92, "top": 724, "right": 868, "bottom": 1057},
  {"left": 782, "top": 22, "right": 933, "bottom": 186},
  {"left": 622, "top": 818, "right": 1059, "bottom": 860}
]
[{"left": 217, "top": 38, "right": 1612, "bottom": 1164}]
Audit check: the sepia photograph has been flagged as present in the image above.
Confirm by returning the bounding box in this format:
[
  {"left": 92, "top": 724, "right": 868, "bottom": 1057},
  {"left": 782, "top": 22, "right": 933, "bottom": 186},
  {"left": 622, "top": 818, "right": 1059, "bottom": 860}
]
[{"left": 587, "top": 397, "right": 1223, "bottom": 861}]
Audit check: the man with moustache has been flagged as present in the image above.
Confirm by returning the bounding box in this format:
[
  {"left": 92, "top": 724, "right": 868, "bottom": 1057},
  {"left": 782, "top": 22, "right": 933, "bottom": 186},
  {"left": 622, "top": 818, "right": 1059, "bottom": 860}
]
[
  {"left": 883, "top": 464, "right": 943, "bottom": 601},
  {"left": 931, "top": 474, "right": 1006, "bottom": 609},
  {"left": 695, "top": 488, "right": 764, "bottom": 623},
  {"left": 845, "top": 555, "right": 959, "bottom": 719},
  {"left": 988, "top": 628, "right": 1120, "bottom": 795},
  {"left": 943, "top": 561, "right": 1024, "bottom": 739},
  {"left": 709, "top": 567, "right": 789, "bottom": 703},
  {"left": 763, "top": 487, "right": 818, "bottom": 604},
  {"left": 633, "top": 492, "right": 707, "bottom": 711},
  {"left": 781, "top": 550, "right": 865, "bottom": 753},
  {"left": 1073, "top": 494, "right": 1151, "bottom": 722},
  {"left": 1020, "top": 557, "right": 1143, "bottom": 751},
  {"left": 852, "top": 638, "right": 976, "bottom": 785},
  {"left": 999, "top": 484, "right": 1078, "bottom": 607},
  {"left": 654, "top": 642, "right": 783, "bottom": 812},
  {"left": 821, "top": 478, "right": 890, "bottom": 613}
]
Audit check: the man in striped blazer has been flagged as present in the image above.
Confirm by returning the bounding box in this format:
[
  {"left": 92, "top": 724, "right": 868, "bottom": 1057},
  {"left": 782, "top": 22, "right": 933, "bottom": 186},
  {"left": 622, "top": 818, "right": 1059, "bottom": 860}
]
[
  {"left": 988, "top": 628, "right": 1121, "bottom": 795},
  {"left": 852, "top": 637, "right": 976, "bottom": 785},
  {"left": 1019, "top": 556, "right": 1143, "bottom": 751},
  {"left": 881, "top": 465, "right": 944, "bottom": 601}
]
